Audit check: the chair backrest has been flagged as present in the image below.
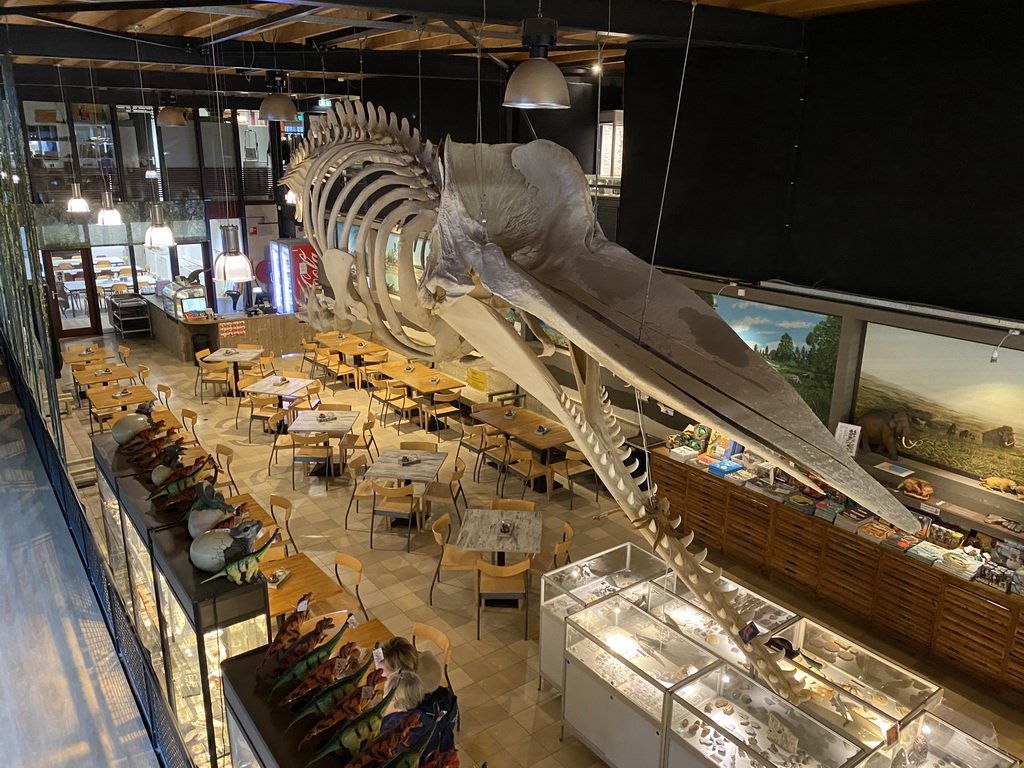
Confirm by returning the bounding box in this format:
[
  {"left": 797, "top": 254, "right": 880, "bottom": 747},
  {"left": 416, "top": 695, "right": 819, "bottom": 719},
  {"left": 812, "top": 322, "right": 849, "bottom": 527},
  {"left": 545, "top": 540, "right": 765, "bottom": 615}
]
[
  {"left": 268, "top": 410, "right": 288, "bottom": 431},
  {"left": 181, "top": 408, "right": 198, "bottom": 432},
  {"left": 385, "top": 380, "right": 407, "bottom": 395},
  {"left": 362, "top": 412, "right": 376, "bottom": 431},
  {"left": 304, "top": 381, "right": 323, "bottom": 396},
  {"left": 490, "top": 499, "right": 536, "bottom": 512},
  {"left": 119, "top": 267, "right": 133, "bottom": 276},
  {"left": 258, "top": 353, "right": 276, "bottom": 369},
  {"left": 553, "top": 537, "right": 573, "bottom": 562},
  {"left": 562, "top": 521, "right": 575, "bottom": 542},
  {"left": 302, "top": 341, "right": 318, "bottom": 353},
  {"left": 462, "top": 423, "right": 489, "bottom": 449},
  {"left": 431, "top": 513, "right": 452, "bottom": 547},
  {"left": 215, "top": 444, "right": 233, "bottom": 466},
  {"left": 237, "top": 375, "right": 259, "bottom": 392},
  {"left": 237, "top": 343, "right": 261, "bottom": 350},
  {"left": 118, "top": 345, "right": 131, "bottom": 363},
  {"left": 137, "top": 364, "right": 149, "bottom": 383},
  {"left": 333, "top": 552, "right": 363, "bottom": 585},
  {"left": 269, "top": 494, "right": 292, "bottom": 521},
  {"left": 370, "top": 481, "right": 414, "bottom": 499},
  {"left": 195, "top": 349, "right": 211, "bottom": 363},
  {"left": 432, "top": 392, "right": 461, "bottom": 406},
  {"left": 508, "top": 447, "right": 534, "bottom": 464},
  {"left": 291, "top": 433, "right": 329, "bottom": 448},
  {"left": 449, "top": 462, "right": 465, "bottom": 483},
  {"left": 362, "top": 352, "right": 388, "bottom": 364},
  {"left": 412, "top": 621, "right": 452, "bottom": 669},
  {"left": 319, "top": 403, "right": 352, "bottom": 411},
  {"left": 400, "top": 441, "right": 437, "bottom": 452},
  {"left": 157, "top": 384, "right": 172, "bottom": 407},
  {"left": 346, "top": 454, "right": 368, "bottom": 479},
  {"left": 565, "top": 449, "right": 588, "bottom": 463},
  {"left": 279, "top": 370, "right": 305, "bottom": 379},
  {"left": 111, "top": 282, "right": 129, "bottom": 293},
  {"left": 95, "top": 260, "right": 111, "bottom": 267},
  {"left": 475, "top": 557, "right": 531, "bottom": 580},
  {"left": 199, "top": 359, "right": 228, "bottom": 373}
]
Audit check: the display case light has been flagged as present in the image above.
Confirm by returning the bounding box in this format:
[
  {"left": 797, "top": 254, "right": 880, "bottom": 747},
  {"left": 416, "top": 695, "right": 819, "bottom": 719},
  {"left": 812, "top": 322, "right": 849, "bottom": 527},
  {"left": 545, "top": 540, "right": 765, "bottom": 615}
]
[
  {"left": 144, "top": 202, "right": 176, "bottom": 247},
  {"left": 97, "top": 189, "right": 122, "bottom": 226},
  {"left": 213, "top": 224, "right": 254, "bottom": 283},
  {"left": 66, "top": 182, "right": 89, "bottom": 213}
]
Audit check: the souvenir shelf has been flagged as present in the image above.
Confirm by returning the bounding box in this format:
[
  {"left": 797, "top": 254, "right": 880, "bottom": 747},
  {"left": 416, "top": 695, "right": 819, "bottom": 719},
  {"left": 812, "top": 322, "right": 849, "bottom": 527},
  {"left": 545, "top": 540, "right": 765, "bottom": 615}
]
[
  {"left": 563, "top": 594, "right": 720, "bottom": 768},
  {"left": 540, "top": 542, "right": 668, "bottom": 687},
  {"left": 666, "top": 665, "right": 861, "bottom": 768},
  {"left": 771, "top": 619, "right": 942, "bottom": 731},
  {"left": 853, "top": 712, "right": 1019, "bottom": 768},
  {"left": 92, "top": 435, "right": 270, "bottom": 768}
]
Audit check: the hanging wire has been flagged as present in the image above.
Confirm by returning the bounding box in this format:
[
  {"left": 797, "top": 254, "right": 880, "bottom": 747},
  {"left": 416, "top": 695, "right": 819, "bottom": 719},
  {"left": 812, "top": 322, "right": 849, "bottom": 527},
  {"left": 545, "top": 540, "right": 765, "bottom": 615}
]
[
  {"left": 86, "top": 60, "right": 106, "bottom": 198},
  {"left": 134, "top": 38, "right": 158, "bottom": 203},
  {"left": 358, "top": 39, "right": 365, "bottom": 102},
  {"left": 416, "top": 26, "right": 424, "bottom": 135},
  {"left": 209, "top": 13, "right": 230, "bottom": 224},
  {"left": 474, "top": 0, "right": 488, "bottom": 231},
  {"left": 591, "top": 0, "right": 612, "bottom": 209}
]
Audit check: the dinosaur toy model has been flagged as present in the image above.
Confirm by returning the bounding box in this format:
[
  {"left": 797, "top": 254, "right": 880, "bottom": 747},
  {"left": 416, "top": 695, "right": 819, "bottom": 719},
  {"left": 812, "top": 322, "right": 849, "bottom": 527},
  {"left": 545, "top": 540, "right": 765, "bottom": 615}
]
[
  {"left": 280, "top": 100, "right": 925, "bottom": 701},
  {"left": 342, "top": 713, "right": 422, "bottom": 768},
  {"left": 256, "top": 593, "right": 315, "bottom": 678},
  {"left": 257, "top": 616, "right": 333, "bottom": 687},
  {"left": 187, "top": 481, "right": 241, "bottom": 538},
  {"left": 305, "top": 676, "right": 401, "bottom": 763},
  {"left": 189, "top": 520, "right": 263, "bottom": 574},
  {"left": 272, "top": 620, "right": 352, "bottom": 694},
  {"left": 279, "top": 643, "right": 361, "bottom": 707},
  {"left": 199, "top": 529, "right": 281, "bottom": 585},
  {"left": 369, "top": 711, "right": 443, "bottom": 768},
  {"left": 292, "top": 661, "right": 382, "bottom": 727},
  {"left": 149, "top": 455, "right": 215, "bottom": 500}
]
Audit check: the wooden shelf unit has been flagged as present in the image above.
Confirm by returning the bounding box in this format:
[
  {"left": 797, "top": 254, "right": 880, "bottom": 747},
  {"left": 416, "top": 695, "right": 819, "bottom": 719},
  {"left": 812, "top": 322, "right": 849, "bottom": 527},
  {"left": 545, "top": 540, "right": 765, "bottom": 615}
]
[{"left": 650, "top": 447, "right": 1024, "bottom": 700}]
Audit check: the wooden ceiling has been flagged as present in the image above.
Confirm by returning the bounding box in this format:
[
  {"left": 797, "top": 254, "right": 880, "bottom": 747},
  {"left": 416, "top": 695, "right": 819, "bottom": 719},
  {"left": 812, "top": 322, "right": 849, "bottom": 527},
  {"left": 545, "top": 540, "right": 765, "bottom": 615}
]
[{"left": 0, "top": 0, "right": 934, "bottom": 83}]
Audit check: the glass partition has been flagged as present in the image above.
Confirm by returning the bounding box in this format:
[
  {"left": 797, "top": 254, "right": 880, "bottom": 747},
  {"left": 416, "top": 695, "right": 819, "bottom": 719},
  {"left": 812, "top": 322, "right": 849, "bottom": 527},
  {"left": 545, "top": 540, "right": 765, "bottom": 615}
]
[
  {"left": 199, "top": 108, "right": 238, "bottom": 201},
  {"left": 23, "top": 99, "right": 75, "bottom": 204},
  {"left": 236, "top": 109, "right": 273, "bottom": 202},
  {"left": 158, "top": 107, "right": 200, "bottom": 200},
  {"left": 72, "top": 102, "right": 117, "bottom": 198},
  {"left": 115, "top": 104, "right": 160, "bottom": 201}
]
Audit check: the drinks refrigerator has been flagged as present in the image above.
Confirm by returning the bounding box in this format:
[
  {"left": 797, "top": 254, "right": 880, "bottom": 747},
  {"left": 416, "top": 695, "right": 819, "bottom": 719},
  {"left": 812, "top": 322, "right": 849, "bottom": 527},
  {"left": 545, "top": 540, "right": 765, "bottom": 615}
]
[{"left": 268, "top": 238, "right": 318, "bottom": 314}]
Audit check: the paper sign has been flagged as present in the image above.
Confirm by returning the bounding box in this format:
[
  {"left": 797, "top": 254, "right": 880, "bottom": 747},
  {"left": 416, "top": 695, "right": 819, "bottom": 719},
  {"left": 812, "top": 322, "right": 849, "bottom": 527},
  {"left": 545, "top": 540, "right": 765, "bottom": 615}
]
[
  {"left": 346, "top": 614, "right": 359, "bottom": 628},
  {"left": 297, "top": 599, "right": 308, "bottom": 612},
  {"left": 466, "top": 368, "right": 487, "bottom": 391},
  {"left": 834, "top": 422, "right": 861, "bottom": 457},
  {"left": 738, "top": 622, "right": 760, "bottom": 644},
  {"left": 372, "top": 646, "right": 384, "bottom": 668}
]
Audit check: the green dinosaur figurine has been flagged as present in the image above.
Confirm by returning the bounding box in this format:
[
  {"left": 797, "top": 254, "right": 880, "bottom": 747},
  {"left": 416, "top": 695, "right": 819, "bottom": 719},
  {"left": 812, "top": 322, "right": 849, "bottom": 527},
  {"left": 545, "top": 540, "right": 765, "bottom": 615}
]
[
  {"left": 375, "top": 714, "right": 443, "bottom": 768},
  {"left": 290, "top": 650, "right": 376, "bottom": 726},
  {"left": 272, "top": 619, "right": 352, "bottom": 694},
  {"left": 200, "top": 529, "right": 281, "bottom": 585},
  {"left": 306, "top": 675, "right": 402, "bottom": 766}
]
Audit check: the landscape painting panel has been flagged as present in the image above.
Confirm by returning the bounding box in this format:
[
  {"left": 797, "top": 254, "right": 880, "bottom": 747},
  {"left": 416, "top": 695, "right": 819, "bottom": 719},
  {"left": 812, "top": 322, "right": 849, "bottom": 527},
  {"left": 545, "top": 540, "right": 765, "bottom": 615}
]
[
  {"left": 700, "top": 294, "right": 841, "bottom": 424},
  {"left": 855, "top": 324, "right": 1024, "bottom": 481}
]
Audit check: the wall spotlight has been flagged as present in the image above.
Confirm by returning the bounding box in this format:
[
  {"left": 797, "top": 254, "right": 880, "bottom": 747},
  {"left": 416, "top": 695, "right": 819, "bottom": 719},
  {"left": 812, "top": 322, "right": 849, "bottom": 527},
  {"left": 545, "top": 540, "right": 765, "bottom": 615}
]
[{"left": 990, "top": 329, "right": 1021, "bottom": 364}]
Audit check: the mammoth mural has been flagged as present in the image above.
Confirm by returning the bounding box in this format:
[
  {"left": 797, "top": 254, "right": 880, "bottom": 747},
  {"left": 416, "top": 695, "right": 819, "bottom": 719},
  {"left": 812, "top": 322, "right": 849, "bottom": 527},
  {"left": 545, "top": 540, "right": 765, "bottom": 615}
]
[
  {"left": 982, "top": 426, "right": 1016, "bottom": 450},
  {"left": 857, "top": 409, "right": 921, "bottom": 460}
]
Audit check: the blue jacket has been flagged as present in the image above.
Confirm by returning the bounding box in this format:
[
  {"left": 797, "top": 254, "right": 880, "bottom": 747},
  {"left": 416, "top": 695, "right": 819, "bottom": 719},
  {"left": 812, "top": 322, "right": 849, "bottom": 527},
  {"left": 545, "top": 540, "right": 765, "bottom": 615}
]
[{"left": 379, "top": 686, "right": 457, "bottom": 764}]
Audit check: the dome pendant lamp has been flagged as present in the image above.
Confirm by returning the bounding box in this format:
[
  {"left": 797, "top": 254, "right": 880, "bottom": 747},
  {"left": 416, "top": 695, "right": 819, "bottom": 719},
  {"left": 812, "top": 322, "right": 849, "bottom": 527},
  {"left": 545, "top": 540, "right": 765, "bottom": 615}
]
[
  {"left": 66, "top": 182, "right": 89, "bottom": 213},
  {"left": 97, "top": 189, "right": 122, "bottom": 225},
  {"left": 212, "top": 224, "right": 254, "bottom": 283},
  {"left": 260, "top": 72, "right": 298, "bottom": 122},
  {"left": 144, "top": 202, "right": 175, "bottom": 247},
  {"left": 503, "top": 13, "right": 571, "bottom": 109}
]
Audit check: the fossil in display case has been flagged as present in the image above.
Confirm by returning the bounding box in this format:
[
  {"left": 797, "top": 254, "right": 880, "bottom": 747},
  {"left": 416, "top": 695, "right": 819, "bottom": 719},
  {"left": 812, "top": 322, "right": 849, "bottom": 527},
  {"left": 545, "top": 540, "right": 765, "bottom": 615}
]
[
  {"left": 654, "top": 572, "right": 798, "bottom": 635},
  {"left": 854, "top": 712, "right": 1020, "bottom": 768}
]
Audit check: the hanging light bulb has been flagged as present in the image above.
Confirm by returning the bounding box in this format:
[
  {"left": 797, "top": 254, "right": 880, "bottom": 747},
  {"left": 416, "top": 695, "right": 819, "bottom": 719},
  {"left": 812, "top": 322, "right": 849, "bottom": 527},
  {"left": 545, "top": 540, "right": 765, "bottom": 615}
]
[
  {"left": 144, "top": 202, "right": 175, "bottom": 247},
  {"left": 503, "top": 15, "right": 571, "bottom": 109},
  {"left": 212, "top": 224, "right": 254, "bottom": 282},
  {"left": 260, "top": 72, "right": 298, "bottom": 121},
  {"left": 284, "top": 188, "right": 298, "bottom": 205},
  {"left": 67, "top": 182, "right": 89, "bottom": 213},
  {"left": 97, "top": 189, "right": 122, "bottom": 226}
]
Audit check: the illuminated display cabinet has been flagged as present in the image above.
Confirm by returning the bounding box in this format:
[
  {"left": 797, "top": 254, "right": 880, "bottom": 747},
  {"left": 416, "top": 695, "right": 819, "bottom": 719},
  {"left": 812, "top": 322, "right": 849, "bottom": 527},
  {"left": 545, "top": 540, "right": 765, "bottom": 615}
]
[{"left": 268, "top": 238, "right": 318, "bottom": 314}]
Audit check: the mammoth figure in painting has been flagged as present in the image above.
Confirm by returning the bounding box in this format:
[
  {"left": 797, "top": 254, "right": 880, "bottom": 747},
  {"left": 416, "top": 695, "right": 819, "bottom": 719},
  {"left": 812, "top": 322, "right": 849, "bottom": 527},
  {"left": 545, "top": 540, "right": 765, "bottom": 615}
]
[
  {"left": 982, "top": 426, "right": 1016, "bottom": 450},
  {"left": 857, "top": 409, "right": 921, "bottom": 460},
  {"left": 281, "top": 101, "right": 920, "bottom": 703}
]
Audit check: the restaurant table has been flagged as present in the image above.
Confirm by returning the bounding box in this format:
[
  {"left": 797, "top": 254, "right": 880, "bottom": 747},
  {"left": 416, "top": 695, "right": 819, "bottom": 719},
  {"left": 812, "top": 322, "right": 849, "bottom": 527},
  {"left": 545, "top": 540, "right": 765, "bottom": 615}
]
[
  {"left": 473, "top": 404, "right": 571, "bottom": 491},
  {"left": 71, "top": 363, "right": 136, "bottom": 405},
  {"left": 242, "top": 373, "right": 316, "bottom": 407},
  {"left": 258, "top": 552, "right": 352, "bottom": 619},
  {"left": 363, "top": 449, "right": 447, "bottom": 484},
  {"left": 377, "top": 361, "right": 464, "bottom": 396},
  {"left": 324, "top": 335, "right": 388, "bottom": 388},
  {"left": 456, "top": 507, "right": 543, "bottom": 566},
  {"left": 61, "top": 346, "right": 115, "bottom": 365},
  {"left": 87, "top": 384, "right": 157, "bottom": 411},
  {"left": 288, "top": 409, "right": 361, "bottom": 476},
  {"left": 205, "top": 346, "right": 264, "bottom": 392}
]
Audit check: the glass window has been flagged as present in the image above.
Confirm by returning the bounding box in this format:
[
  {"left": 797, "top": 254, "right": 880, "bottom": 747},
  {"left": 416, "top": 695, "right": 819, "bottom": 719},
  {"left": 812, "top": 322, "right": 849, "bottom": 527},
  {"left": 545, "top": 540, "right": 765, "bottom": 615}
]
[
  {"left": 158, "top": 107, "right": 200, "bottom": 200},
  {"left": 236, "top": 109, "right": 273, "bottom": 202},
  {"left": 176, "top": 243, "right": 208, "bottom": 298},
  {"left": 23, "top": 100, "right": 74, "bottom": 203},
  {"left": 72, "top": 103, "right": 117, "bottom": 199},
  {"left": 115, "top": 105, "right": 161, "bottom": 201},
  {"left": 198, "top": 108, "right": 238, "bottom": 201},
  {"left": 144, "top": 245, "right": 174, "bottom": 287}
]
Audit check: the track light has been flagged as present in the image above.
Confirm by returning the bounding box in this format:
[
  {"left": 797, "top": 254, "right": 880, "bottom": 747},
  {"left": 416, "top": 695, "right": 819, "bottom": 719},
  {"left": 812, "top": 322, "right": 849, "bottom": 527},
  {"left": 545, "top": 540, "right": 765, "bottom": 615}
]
[
  {"left": 212, "top": 224, "right": 254, "bottom": 283},
  {"left": 591, "top": 63, "right": 603, "bottom": 75},
  {"left": 711, "top": 281, "right": 738, "bottom": 310},
  {"left": 503, "top": 15, "right": 570, "bottom": 109},
  {"left": 97, "top": 189, "right": 122, "bottom": 226},
  {"left": 990, "top": 329, "right": 1021, "bottom": 364},
  {"left": 144, "top": 202, "right": 175, "bottom": 247},
  {"left": 66, "top": 182, "right": 89, "bottom": 213}
]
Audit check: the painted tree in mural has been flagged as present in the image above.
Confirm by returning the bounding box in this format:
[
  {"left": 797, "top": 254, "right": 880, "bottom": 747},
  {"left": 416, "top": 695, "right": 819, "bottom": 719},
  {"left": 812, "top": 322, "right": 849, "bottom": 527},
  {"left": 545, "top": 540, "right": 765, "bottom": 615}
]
[{"left": 281, "top": 100, "right": 919, "bottom": 703}]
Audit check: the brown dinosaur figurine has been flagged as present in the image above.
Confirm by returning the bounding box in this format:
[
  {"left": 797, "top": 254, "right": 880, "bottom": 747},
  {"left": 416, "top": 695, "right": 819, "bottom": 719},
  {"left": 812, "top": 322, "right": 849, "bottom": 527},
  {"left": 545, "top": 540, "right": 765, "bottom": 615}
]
[
  {"left": 421, "top": 749, "right": 460, "bottom": 768},
  {"left": 257, "top": 617, "right": 334, "bottom": 687},
  {"left": 278, "top": 643, "right": 361, "bottom": 707},
  {"left": 255, "top": 593, "right": 315, "bottom": 679},
  {"left": 342, "top": 713, "right": 422, "bottom": 768},
  {"left": 298, "top": 669, "right": 387, "bottom": 751}
]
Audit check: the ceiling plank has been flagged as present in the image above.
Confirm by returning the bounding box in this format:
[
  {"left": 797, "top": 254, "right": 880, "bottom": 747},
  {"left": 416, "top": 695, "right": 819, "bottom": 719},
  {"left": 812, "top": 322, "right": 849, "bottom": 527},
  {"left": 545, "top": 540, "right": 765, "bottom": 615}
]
[{"left": 200, "top": 5, "right": 321, "bottom": 45}]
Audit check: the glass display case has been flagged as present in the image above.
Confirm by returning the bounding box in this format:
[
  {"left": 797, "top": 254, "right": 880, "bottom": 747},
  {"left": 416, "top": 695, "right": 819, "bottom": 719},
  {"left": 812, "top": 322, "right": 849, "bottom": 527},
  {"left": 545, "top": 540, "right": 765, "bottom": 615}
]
[
  {"left": 854, "top": 712, "right": 1019, "bottom": 768},
  {"left": 668, "top": 665, "right": 862, "bottom": 768},
  {"left": 771, "top": 619, "right": 942, "bottom": 727},
  {"left": 654, "top": 571, "right": 798, "bottom": 637},
  {"left": 162, "top": 278, "right": 207, "bottom": 319},
  {"left": 96, "top": 461, "right": 133, "bottom": 615},
  {"left": 541, "top": 542, "right": 669, "bottom": 687}
]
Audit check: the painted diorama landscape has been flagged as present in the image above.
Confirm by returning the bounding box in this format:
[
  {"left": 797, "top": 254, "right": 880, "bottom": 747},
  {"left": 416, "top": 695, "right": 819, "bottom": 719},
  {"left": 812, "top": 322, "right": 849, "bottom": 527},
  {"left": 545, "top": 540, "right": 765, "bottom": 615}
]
[{"left": 855, "top": 325, "right": 1023, "bottom": 483}]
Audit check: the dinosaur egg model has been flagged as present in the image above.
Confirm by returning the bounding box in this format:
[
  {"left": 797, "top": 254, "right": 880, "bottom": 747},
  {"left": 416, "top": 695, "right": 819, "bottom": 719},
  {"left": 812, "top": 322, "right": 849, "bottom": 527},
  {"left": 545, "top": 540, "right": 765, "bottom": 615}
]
[
  {"left": 151, "top": 465, "right": 174, "bottom": 486},
  {"left": 111, "top": 413, "right": 151, "bottom": 445},
  {"left": 187, "top": 507, "right": 233, "bottom": 540},
  {"left": 189, "top": 520, "right": 262, "bottom": 573}
]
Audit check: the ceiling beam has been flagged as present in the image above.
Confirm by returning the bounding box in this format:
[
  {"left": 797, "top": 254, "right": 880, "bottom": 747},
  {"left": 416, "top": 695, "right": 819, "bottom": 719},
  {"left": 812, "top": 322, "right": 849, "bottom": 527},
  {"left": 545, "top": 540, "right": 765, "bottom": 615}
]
[
  {"left": 0, "top": 0, "right": 254, "bottom": 15},
  {"left": 30, "top": 15, "right": 186, "bottom": 49},
  {"left": 200, "top": 6, "right": 323, "bottom": 46}
]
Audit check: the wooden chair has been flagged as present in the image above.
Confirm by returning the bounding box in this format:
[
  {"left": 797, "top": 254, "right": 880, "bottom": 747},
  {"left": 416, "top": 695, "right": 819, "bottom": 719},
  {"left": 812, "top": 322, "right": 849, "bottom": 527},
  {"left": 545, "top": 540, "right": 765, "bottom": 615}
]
[
  {"left": 87, "top": 385, "right": 120, "bottom": 434},
  {"left": 475, "top": 558, "right": 531, "bottom": 640},
  {"left": 358, "top": 352, "right": 389, "bottom": 388},
  {"left": 290, "top": 433, "right": 333, "bottom": 490},
  {"left": 428, "top": 513, "right": 480, "bottom": 605},
  {"left": 549, "top": 449, "right": 600, "bottom": 509},
  {"left": 269, "top": 494, "right": 298, "bottom": 554},
  {"left": 500, "top": 447, "right": 553, "bottom": 500},
  {"left": 111, "top": 282, "right": 129, "bottom": 294},
  {"left": 236, "top": 343, "right": 263, "bottom": 373},
  {"left": 489, "top": 499, "right": 536, "bottom": 512},
  {"left": 476, "top": 433, "right": 509, "bottom": 485},
  {"left": 118, "top": 345, "right": 131, "bottom": 366},
  {"left": 412, "top": 622, "right": 455, "bottom": 692},
  {"left": 193, "top": 348, "right": 210, "bottom": 395},
  {"left": 263, "top": 544, "right": 290, "bottom": 563},
  {"left": 369, "top": 481, "right": 419, "bottom": 552},
  {"left": 196, "top": 353, "right": 231, "bottom": 404},
  {"left": 136, "top": 364, "right": 149, "bottom": 386},
  {"left": 300, "top": 342, "right": 320, "bottom": 374},
  {"left": 157, "top": 384, "right": 172, "bottom": 410},
  {"left": 342, "top": 412, "right": 378, "bottom": 460},
  {"left": 292, "top": 380, "right": 323, "bottom": 411},
  {"left": 95, "top": 285, "right": 106, "bottom": 310},
  {"left": 380, "top": 380, "right": 417, "bottom": 433},
  {"left": 233, "top": 374, "right": 260, "bottom": 429},
  {"left": 214, "top": 444, "right": 239, "bottom": 496},
  {"left": 469, "top": 402, "right": 504, "bottom": 433},
  {"left": 421, "top": 391, "right": 463, "bottom": 442},
  {"left": 333, "top": 553, "right": 369, "bottom": 621},
  {"left": 319, "top": 402, "right": 352, "bottom": 411},
  {"left": 315, "top": 350, "right": 356, "bottom": 389},
  {"left": 343, "top": 455, "right": 373, "bottom": 530},
  {"left": 180, "top": 408, "right": 200, "bottom": 446},
  {"left": 420, "top": 458, "right": 467, "bottom": 524},
  {"left": 266, "top": 411, "right": 293, "bottom": 474},
  {"left": 95, "top": 260, "right": 112, "bottom": 268},
  {"left": 255, "top": 353, "right": 276, "bottom": 377},
  {"left": 399, "top": 441, "right": 438, "bottom": 453},
  {"left": 118, "top": 266, "right": 133, "bottom": 277}
]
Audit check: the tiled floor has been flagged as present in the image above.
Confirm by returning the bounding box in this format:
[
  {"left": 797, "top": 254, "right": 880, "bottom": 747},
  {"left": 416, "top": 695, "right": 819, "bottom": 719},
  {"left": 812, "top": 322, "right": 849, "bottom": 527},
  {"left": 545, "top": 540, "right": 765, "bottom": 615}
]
[
  {"left": 0, "top": 362, "right": 158, "bottom": 768},
  {"left": 60, "top": 332, "right": 1024, "bottom": 765}
]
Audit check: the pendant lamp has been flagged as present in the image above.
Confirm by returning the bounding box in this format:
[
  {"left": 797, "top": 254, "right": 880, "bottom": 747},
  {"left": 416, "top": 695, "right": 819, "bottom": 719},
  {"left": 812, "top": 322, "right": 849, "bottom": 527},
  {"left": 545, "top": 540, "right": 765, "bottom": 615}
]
[
  {"left": 260, "top": 92, "right": 299, "bottom": 122},
  {"left": 156, "top": 105, "right": 186, "bottom": 127},
  {"left": 144, "top": 202, "right": 175, "bottom": 247},
  {"left": 503, "top": 16, "right": 570, "bottom": 109},
  {"left": 67, "top": 182, "right": 89, "bottom": 213},
  {"left": 97, "top": 189, "right": 122, "bottom": 226},
  {"left": 212, "top": 224, "right": 254, "bottom": 282},
  {"left": 284, "top": 188, "right": 298, "bottom": 205}
]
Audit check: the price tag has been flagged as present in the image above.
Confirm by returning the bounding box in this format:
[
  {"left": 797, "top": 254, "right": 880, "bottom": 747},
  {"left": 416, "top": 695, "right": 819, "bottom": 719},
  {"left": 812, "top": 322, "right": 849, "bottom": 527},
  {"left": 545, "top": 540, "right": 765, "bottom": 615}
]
[
  {"left": 372, "top": 646, "right": 385, "bottom": 668},
  {"left": 361, "top": 684, "right": 375, "bottom": 701},
  {"left": 885, "top": 722, "right": 900, "bottom": 746},
  {"left": 738, "top": 622, "right": 760, "bottom": 644},
  {"left": 297, "top": 599, "right": 308, "bottom": 612},
  {"left": 346, "top": 614, "right": 359, "bottom": 628}
]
